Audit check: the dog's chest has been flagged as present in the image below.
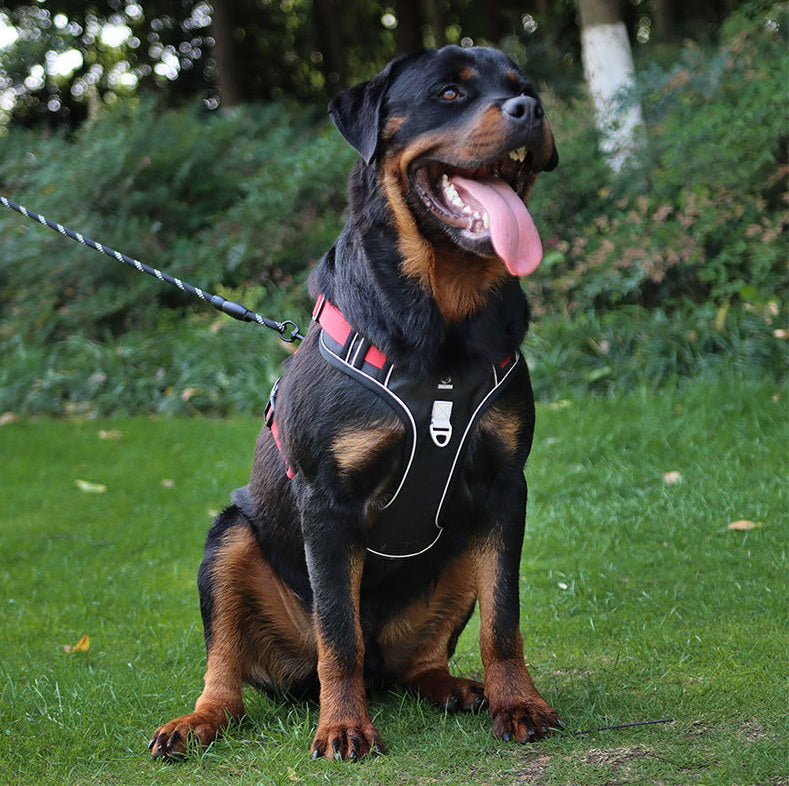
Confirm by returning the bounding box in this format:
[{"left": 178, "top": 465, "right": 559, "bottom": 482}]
[{"left": 318, "top": 326, "right": 523, "bottom": 558}]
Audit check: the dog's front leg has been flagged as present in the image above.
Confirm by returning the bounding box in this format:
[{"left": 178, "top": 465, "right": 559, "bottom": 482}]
[
  {"left": 300, "top": 489, "right": 384, "bottom": 761},
  {"left": 472, "top": 472, "right": 560, "bottom": 742}
]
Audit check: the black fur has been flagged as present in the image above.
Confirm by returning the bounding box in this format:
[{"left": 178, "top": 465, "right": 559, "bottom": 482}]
[{"left": 150, "top": 44, "right": 560, "bottom": 762}]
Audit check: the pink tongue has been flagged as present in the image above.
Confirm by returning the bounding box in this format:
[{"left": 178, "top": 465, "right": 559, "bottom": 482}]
[{"left": 451, "top": 175, "right": 543, "bottom": 276}]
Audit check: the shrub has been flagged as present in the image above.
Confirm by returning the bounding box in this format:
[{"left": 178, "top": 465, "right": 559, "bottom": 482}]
[
  {"left": 0, "top": 5, "right": 785, "bottom": 417},
  {"left": 528, "top": 2, "right": 788, "bottom": 318},
  {"left": 0, "top": 98, "right": 354, "bottom": 343}
]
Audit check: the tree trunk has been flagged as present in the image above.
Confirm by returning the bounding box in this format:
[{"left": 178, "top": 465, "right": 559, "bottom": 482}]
[
  {"left": 423, "top": 0, "right": 447, "bottom": 47},
  {"left": 394, "top": 0, "right": 423, "bottom": 52},
  {"left": 211, "top": 1, "right": 243, "bottom": 109},
  {"left": 652, "top": 0, "right": 674, "bottom": 39},
  {"left": 577, "top": 0, "right": 644, "bottom": 171},
  {"left": 313, "top": 0, "right": 347, "bottom": 90}
]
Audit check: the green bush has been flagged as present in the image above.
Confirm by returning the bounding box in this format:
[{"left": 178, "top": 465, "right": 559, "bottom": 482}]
[
  {"left": 528, "top": 2, "right": 788, "bottom": 317},
  {"left": 0, "top": 4, "right": 785, "bottom": 417},
  {"left": 0, "top": 98, "right": 354, "bottom": 342}
]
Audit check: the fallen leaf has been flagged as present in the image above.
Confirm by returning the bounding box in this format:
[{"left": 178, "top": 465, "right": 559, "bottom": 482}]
[
  {"left": 181, "top": 387, "right": 200, "bottom": 402},
  {"left": 75, "top": 479, "right": 107, "bottom": 494},
  {"left": 161, "top": 478, "right": 175, "bottom": 488},
  {"left": 63, "top": 634, "right": 90, "bottom": 653},
  {"left": 0, "top": 412, "right": 18, "bottom": 426},
  {"left": 663, "top": 471, "right": 682, "bottom": 485},
  {"left": 727, "top": 519, "right": 763, "bottom": 531},
  {"left": 98, "top": 429, "right": 122, "bottom": 440}
]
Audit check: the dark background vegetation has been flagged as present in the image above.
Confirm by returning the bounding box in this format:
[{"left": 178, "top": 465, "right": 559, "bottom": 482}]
[{"left": 0, "top": 0, "right": 786, "bottom": 416}]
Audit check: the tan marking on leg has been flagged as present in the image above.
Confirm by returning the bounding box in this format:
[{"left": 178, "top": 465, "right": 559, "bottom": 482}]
[
  {"left": 150, "top": 525, "right": 317, "bottom": 758},
  {"left": 311, "top": 553, "right": 383, "bottom": 759},
  {"left": 210, "top": 526, "right": 316, "bottom": 689},
  {"left": 471, "top": 544, "right": 559, "bottom": 741}
]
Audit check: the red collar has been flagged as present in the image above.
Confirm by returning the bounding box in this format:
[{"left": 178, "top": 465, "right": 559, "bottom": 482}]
[{"left": 312, "top": 294, "right": 388, "bottom": 370}]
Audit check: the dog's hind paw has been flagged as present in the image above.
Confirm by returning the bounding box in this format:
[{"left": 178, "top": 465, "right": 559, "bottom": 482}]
[{"left": 408, "top": 671, "right": 487, "bottom": 713}]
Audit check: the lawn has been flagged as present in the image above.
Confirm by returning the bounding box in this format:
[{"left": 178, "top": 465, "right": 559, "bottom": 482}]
[{"left": 0, "top": 372, "right": 786, "bottom": 785}]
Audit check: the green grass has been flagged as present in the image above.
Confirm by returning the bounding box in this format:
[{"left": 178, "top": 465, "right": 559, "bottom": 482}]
[{"left": 0, "top": 373, "right": 786, "bottom": 784}]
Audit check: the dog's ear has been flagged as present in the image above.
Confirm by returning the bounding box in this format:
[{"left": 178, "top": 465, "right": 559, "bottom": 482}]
[{"left": 329, "top": 52, "right": 421, "bottom": 165}]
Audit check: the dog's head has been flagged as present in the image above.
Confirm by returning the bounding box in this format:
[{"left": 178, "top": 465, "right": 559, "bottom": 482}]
[{"left": 329, "top": 46, "right": 557, "bottom": 282}]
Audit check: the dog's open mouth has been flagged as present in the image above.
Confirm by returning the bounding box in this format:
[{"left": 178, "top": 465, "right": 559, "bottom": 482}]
[{"left": 411, "top": 148, "right": 543, "bottom": 276}]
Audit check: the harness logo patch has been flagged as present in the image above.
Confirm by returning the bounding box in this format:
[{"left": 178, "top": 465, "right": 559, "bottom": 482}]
[{"left": 430, "top": 400, "right": 453, "bottom": 447}]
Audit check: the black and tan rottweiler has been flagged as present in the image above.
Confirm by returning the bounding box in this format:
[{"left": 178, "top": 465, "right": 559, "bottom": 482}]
[{"left": 150, "top": 44, "right": 559, "bottom": 761}]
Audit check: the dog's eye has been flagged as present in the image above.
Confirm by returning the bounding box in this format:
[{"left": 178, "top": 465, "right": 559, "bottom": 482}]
[{"left": 439, "top": 86, "right": 461, "bottom": 101}]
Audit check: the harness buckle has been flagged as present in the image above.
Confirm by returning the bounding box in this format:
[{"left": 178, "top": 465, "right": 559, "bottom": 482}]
[
  {"left": 429, "top": 400, "right": 453, "bottom": 448},
  {"left": 264, "top": 376, "right": 281, "bottom": 428}
]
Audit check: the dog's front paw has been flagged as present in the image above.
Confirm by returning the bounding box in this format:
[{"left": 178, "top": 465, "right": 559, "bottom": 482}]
[
  {"left": 491, "top": 698, "right": 560, "bottom": 743},
  {"left": 310, "top": 720, "right": 386, "bottom": 761},
  {"left": 148, "top": 710, "right": 227, "bottom": 759}
]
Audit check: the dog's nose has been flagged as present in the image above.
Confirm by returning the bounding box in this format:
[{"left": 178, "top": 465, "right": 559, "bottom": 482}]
[{"left": 502, "top": 95, "right": 544, "bottom": 125}]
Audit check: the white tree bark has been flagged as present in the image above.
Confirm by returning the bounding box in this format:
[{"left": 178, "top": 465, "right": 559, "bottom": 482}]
[{"left": 578, "top": 2, "right": 644, "bottom": 171}]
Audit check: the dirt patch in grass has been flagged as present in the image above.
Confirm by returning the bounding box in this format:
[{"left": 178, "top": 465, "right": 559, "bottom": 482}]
[
  {"left": 736, "top": 719, "right": 775, "bottom": 742},
  {"left": 582, "top": 746, "right": 655, "bottom": 780},
  {"left": 512, "top": 754, "right": 553, "bottom": 783},
  {"left": 687, "top": 720, "right": 713, "bottom": 738}
]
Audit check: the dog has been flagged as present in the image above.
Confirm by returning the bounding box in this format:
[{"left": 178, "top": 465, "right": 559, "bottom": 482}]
[{"left": 149, "top": 44, "right": 559, "bottom": 761}]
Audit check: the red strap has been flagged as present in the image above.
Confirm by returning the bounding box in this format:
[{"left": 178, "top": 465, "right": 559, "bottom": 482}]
[
  {"left": 313, "top": 296, "right": 387, "bottom": 370},
  {"left": 270, "top": 420, "right": 295, "bottom": 479}
]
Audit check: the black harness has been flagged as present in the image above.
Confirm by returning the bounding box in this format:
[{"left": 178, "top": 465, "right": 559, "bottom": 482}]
[{"left": 267, "top": 296, "right": 524, "bottom": 560}]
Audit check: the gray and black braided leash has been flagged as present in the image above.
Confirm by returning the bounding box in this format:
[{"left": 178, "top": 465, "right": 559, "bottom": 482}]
[{"left": 0, "top": 195, "right": 303, "bottom": 342}]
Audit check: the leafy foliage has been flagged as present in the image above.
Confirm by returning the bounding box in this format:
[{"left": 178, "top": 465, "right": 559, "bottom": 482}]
[
  {"left": 0, "top": 0, "right": 739, "bottom": 128},
  {"left": 0, "top": 97, "right": 353, "bottom": 342},
  {"left": 528, "top": 2, "right": 788, "bottom": 318},
  {"left": 0, "top": 5, "right": 785, "bottom": 416},
  {"left": 0, "top": 1, "right": 215, "bottom": 127}
]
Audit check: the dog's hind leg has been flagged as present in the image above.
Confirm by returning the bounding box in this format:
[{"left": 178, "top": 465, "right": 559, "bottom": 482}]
[
  {"left": 378, "top": 554, "right": 486, "bottom": 712},
  {"left": 149, "top": 508, "right": 316, "bottom": 759}
]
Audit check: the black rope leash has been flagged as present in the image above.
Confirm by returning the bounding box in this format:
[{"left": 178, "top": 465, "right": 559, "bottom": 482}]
[
  {"left": 571, "top": 717, "right": 675, "bottom": 736},
  {"left": 0, "top": 195, "right": 303, "bottom": 342}
]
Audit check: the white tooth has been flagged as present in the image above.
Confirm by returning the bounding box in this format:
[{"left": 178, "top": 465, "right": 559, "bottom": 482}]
[
  {"left": 482, "top": 212, "right": 490, "bottom": 229},
  {"left": 443, "top": 180, "right": 463, "bottom": 206},
  {"left": 463, "top": 205, "right": 473, "bottom": 215}
]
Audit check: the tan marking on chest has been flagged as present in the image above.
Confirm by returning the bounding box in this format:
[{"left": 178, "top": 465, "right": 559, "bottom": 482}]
[
  {"left": 332, "top": 420, "right": 403, "bottom": 477},
  {"left": 379, "top": 147, "right": 508, "bottom": 323},
  {"left": 478, "top": 406, "right": 522, "bottom": 457}
]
